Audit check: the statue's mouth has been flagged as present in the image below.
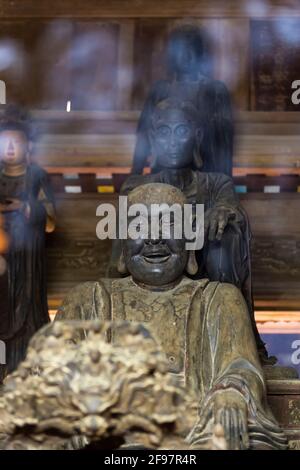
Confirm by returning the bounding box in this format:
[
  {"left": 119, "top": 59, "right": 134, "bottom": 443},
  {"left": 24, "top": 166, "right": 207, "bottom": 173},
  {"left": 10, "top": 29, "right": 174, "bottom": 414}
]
[{"left": 142, "top": 250, "right": 171, "bottom": 264}]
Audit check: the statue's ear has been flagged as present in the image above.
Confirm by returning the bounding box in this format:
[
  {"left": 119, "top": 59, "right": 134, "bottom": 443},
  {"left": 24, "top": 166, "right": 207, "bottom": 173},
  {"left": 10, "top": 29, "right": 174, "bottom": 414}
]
[
  {"left": 196, "top": 127, "right": 203, "bottom": 145},
  {"left": 186, "top": 250, "right": 198, "bottom": 276},
  {"left": 26, "top": 141, "right": 33, "bottom": 163},
  {"left": 193, "top": 128, "right": 203, "bottom": 169},
  {"left": 117, "top": 248, "right": 128, "bottom": 275},
  {"left": 148, "top": 128, "right": 155, "bottom": 152}
]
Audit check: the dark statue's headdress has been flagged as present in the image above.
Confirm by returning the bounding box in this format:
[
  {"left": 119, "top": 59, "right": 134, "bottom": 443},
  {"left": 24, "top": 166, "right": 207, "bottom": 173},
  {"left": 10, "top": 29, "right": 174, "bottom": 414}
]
[
  {"left": 151, "top": 97, "right": 202, "bottom": 128},
  {"left": 0, "top": 105, "right": 35, "bottom": 141}
]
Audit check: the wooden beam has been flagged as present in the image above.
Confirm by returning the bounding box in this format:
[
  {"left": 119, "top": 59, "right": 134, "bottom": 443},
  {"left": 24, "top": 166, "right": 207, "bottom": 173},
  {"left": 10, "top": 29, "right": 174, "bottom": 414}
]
[
  {"left": 255, "top": 299, "right": 300, "bottom": 309},
  {"left": 0, "top": 109, "right": 297, "bottom": 169},
  {"left": 234, "top": 167, "right": 300, "bottom": 176},
  {"left": 267, "top": 381, "right": 300, "bottom": 394},
  {"left": 0, "top": 1, "right": 299, "bottom": 19},
  {"left": 4, "top": 109, "right": 296, "bottom": 124},
  {"left": 43, "top": 166, "right": 300, "bottom": 177},
  {"left": 31, "top": 132, "right": 300, "bottom": 169},
  {"left": 256, "top": 311, "right": 300, "bottom": 322}
]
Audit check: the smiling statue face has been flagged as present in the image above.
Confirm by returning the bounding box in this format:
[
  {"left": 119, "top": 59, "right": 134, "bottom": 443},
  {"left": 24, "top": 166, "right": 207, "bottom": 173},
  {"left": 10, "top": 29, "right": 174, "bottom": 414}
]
[
  {"left": 150, "top": 107, "right": 197, "bottom": 170},
  {"left": 122, "top": 184, "right": 188, "bottom": 287},
  {"left": 123, "top": 210, "right": 187, "bottom": 287},
  {"left": 0, "top": 130, "right": 29, "bottom": 166}
]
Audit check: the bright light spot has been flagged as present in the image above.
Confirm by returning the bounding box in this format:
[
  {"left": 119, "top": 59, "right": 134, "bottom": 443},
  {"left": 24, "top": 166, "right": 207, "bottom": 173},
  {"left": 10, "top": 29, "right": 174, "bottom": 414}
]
[
  {"left": 0, "top": 80, "right": 6, "bottom": 104},
  {"left": 66, "top": 100, "right": 71, "bottom": 112},
  {"left": 0, "top": 41, "right": 21, "bottom": 71}
]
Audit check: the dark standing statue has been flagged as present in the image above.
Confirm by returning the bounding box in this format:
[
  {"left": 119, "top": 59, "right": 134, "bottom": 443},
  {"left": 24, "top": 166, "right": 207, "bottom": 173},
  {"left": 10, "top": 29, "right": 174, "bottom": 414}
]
[
  {"left": 120, "top": 98, "right": 270, "bottom": 364},
  {"left": 132, "top": 24, "right": 234, "bottom": 176},
  {"left": 0, "top": 105, "right": 56, "bottom": 382}
]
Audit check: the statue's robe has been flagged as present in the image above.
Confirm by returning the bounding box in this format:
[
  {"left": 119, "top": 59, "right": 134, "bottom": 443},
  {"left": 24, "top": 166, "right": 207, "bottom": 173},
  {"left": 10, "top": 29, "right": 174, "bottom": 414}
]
[
  {"left": 132, "top": 78, "right": 233, "bottom": 176},
  {"left": 109, "top": 169, "right": 266, "bottom": 360},
  {"left": 0, "top": 163, "right": 54, "bottom": 381},
  {"left": 56, "top": 276, "right": 286, "bottom": 450}
]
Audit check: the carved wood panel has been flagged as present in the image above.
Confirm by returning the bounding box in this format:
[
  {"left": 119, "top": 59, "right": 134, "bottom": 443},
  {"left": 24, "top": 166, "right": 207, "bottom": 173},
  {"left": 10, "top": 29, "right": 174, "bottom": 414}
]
[
  {"left": 267, "top": 380, "right": 300, "bottom": 450},
  {"left": 251, "top": 19, "right": 300, "bottom": 111}
]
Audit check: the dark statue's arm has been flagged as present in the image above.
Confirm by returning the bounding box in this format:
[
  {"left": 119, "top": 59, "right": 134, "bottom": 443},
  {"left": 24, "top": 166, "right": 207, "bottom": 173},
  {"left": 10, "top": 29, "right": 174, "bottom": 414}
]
[
  {"left": 199, "top": 80, "right": 234, "bottom": 177},
  {"left": 208, "top": 173, "right": 241, "bottom": 219}
]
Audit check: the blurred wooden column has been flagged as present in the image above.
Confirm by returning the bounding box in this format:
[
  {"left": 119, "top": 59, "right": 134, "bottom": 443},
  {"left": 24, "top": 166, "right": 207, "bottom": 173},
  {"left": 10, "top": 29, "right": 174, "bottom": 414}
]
[
  {"left": 116, "top": 20, "right": 135, "bottom": 110},
  {"left": 213, "top": 18, "right": 250, "bottom": 110}
]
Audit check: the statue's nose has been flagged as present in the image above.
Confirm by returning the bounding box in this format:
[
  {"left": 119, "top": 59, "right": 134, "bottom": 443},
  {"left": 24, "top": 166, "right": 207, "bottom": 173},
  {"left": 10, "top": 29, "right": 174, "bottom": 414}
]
[
  {"left": 170, "top": 133, "right": 177, "bottom": 148},
  {"left": 8, "top": 140, "right": 14, "bottom": 152},
  {"left": 146, "top": 238, "right": 164, "bottom": 245}
]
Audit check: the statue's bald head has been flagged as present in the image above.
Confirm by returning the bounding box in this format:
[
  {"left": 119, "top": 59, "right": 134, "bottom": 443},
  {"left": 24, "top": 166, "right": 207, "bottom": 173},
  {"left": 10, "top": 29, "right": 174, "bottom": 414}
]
[{"left": 118, "top": 183, "right": 198, "bottom": 287}]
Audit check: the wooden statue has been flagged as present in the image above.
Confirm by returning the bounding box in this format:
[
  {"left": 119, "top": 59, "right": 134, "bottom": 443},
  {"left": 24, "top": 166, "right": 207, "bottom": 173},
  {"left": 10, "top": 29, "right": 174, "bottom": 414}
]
[
  {"left": 0, "top": 105, "right": 55, "bottom": 382},
  {"left": 56, "top": 183, "right": 286, "bottom": 450}
]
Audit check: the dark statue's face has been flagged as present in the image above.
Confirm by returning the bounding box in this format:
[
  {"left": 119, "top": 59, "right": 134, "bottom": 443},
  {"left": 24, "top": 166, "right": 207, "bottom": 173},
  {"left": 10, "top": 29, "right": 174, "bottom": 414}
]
[
  {"left": 150, "top": 109, "right": 196, "bottom": 169},
  {"left": 171, "top": 37, "right": 199, "bottom": 76},
  {"left": 123, "top": 210, "right": 188, "bottom": 287},
  {"left": 0, "top": 130, "right": 29, "bottom": 166}
]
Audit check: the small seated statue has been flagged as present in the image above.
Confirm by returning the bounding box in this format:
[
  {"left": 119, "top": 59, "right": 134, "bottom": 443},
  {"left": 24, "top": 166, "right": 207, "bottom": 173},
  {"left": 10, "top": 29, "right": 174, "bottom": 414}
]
[
  {"left": 57, "top": 183, "right": 286, "bottom": 450},
  {"left": 0, "top": 105, "right": 55, "bottom": 381}
]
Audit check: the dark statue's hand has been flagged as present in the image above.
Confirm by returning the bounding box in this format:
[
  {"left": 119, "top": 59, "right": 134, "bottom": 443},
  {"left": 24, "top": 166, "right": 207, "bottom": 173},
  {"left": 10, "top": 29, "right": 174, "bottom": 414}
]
[
  {"left": 195, "top": 389, "right": 249, "bottom": 450},
  {"left": 205, "top": 207, "right": 236, "bottom": 242}
]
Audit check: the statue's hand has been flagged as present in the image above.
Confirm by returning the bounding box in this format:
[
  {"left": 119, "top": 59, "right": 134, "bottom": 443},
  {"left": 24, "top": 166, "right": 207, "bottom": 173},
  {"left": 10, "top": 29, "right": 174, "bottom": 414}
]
[
  {"left": 188, "top": 389, "right": 249, "bottom": 450},
  {"left": 210, "top": 389, "right": 249, "bottom": 450},
  {"left": 205, "top": 207, "right": 236, "bottom": 241}
]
